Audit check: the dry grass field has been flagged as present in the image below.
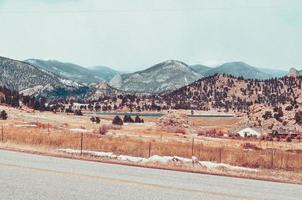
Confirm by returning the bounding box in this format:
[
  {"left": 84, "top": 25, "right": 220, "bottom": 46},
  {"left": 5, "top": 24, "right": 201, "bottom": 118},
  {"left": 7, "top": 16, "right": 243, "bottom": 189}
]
[{"left": 1, "top": 105, "right": 302, "bottom": 184}]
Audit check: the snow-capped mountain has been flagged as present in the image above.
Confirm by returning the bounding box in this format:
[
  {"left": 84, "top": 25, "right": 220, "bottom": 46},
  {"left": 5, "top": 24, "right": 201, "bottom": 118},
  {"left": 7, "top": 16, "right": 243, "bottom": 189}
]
[
  {"left": 109, "top": 60, "right": 202, "bottom": 93},
  {"left": 25, "top": 59, "right": 119, "bottom": 84}
]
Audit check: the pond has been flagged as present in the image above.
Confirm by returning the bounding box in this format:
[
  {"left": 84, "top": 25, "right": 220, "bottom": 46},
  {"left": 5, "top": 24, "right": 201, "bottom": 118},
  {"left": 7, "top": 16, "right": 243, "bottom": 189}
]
[{"left": 83, "top": 112, "right": 235, "bottom": 118}]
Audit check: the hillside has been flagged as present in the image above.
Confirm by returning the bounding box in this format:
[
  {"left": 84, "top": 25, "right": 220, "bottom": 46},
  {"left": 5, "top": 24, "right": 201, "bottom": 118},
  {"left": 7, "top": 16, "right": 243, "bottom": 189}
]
[
  {"left": 109, "top": 60, "right": 202, "bottom": 93},
  {"left": 190, "top": 64, "right": 211, "bottom": 75},
  {"left": 85, "top": 82, "right": 126, "bottom": 100},
  {"left": 288, "top": 67, "right": 302, "bottom": 77},
  {"left": 88, "top": 66, "right": 120, "bottom": 81},
  {"left": 0, "top": 57, "right": 84, "bottom": 98},
  {"left": 25, "top": 59, "right": 118, "bottom": 84},
  {"left": 204, "top": 62, "right": 273, "bottom": 79},
  {"left": 0, "top": 57, "right": 63, "bottom": 91}
]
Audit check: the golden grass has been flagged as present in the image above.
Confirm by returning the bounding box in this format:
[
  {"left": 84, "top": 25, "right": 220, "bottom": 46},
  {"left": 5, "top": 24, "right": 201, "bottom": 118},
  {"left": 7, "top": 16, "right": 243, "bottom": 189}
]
[{"left": 2, "top": 125, "right": 302, "bottom": 172}]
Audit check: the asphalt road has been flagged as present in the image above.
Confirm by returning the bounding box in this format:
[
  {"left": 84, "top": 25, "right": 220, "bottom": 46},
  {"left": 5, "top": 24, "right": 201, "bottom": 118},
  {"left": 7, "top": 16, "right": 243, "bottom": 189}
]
[{"left": 0, "top": 150, "right": 301, "bottom": 200}]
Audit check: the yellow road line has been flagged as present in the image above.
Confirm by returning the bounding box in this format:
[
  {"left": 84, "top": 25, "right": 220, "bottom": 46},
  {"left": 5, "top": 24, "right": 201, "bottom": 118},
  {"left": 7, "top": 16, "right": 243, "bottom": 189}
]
[{"left": 0, "top": 162, "right": 262, "bottom": 200}]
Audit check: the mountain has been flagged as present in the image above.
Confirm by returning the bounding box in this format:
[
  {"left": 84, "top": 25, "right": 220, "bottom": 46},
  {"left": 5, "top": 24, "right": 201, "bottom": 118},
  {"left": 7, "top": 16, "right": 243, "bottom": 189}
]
[
  {"left": 85, "top": 82, "right": 126, "bottom": 100},
  {"left": 1, "top": 57, "right": 63, "bottom": 91},
  {"left": 190, "top": 64, "right": 212, "bottom": 75},
  {"left": 159, "top": 74, "right": 302, "bottom": 131},
  {"left": 259, "top": 68, "right": 287, "bottom": 78},
  {"left": 109, "top": 60, "right": 202, "bottom": 93},
  {"left": 203, "top": 62, "right": 273, "bottom": 79},
  {"left": 87, "top": 66, "right": 120, "bottom": 81},
  {"left": 25, "top": 59, "right": 118, "bottom": 84},
  {"left": 288, "top": 67, "right": 301, "bottom": 77},
  {"left": 0, "top": 56, "right": 84, "bottom": 97}
]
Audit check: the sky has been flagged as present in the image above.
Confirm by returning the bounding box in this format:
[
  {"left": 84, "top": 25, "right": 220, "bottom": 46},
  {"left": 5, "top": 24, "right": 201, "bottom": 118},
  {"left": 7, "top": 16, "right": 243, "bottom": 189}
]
[{"left": 0, "top": 0, "right": 301, "bottom": 71}]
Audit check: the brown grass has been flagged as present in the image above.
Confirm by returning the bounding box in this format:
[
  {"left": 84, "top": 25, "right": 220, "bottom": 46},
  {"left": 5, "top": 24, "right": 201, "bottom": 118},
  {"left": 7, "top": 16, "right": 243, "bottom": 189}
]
[{"left": 2, "top": 125, "right": 302, "bottom": 172}]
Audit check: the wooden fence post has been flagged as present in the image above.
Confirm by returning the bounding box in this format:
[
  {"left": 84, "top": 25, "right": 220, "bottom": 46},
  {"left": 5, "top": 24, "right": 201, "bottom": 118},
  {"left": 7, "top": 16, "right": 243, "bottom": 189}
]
[
  {"left": 219, "top": 147, "right": 222, "bottom": 163},
  {"left": 191, "top": 137, "right": 195, "bottom": 157},
  {"left": 80, "top": 132, "right": 83, "bottom": 155},
  {"left": 148, "top": 142, "right": 152, "bottom": 158},
  {"left": 271, "top": 148, "right": 274, "bottom": 169},
  {"left": 1, "top": 125, "right": 3, "bottom": 142}
]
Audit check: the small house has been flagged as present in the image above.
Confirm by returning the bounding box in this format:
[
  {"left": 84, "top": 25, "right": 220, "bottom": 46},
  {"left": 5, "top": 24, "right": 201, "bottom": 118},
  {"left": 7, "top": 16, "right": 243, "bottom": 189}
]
[{"left": 237, "top": 127, "right": 262, "bottom": 138}]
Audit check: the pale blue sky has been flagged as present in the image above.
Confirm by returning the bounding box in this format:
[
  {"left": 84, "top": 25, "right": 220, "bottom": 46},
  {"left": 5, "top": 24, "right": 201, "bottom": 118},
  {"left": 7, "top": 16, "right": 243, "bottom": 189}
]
[{"left": 0, "top": 0, "right": 301, "bottom": 71}]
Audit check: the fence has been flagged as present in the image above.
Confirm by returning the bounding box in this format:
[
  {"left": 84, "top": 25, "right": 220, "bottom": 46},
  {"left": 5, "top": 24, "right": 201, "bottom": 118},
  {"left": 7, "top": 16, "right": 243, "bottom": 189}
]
[{"left": 1, "top": 124, "right": 302, "bottom": 172}]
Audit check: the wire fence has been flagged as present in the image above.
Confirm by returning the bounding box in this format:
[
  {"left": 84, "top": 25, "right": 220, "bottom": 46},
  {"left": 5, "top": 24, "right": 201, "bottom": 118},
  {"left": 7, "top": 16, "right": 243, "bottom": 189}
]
[{"left": 1, "top": 124, "right": 302, "bottom": 172}]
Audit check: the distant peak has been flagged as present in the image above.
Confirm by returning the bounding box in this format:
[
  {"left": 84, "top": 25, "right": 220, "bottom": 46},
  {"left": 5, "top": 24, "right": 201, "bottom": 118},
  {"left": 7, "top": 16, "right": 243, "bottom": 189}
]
[
  {"left": 222, "top": 61, "right": 248, "bottom": 65},
  {"left": 163, "top": 59, "right": 187, "bottom": 65},
  {"left": 288, "top": 67, "right": 300, "bottom": 77}
]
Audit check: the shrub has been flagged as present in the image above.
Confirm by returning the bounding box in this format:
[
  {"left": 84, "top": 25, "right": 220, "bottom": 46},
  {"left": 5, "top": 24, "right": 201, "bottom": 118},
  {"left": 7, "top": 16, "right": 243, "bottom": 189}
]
[
  {"left": 285, "top": 105, "right": 293, "bottom": 111},
  {"left": 90, "top": 116, "right": 100, "bottom": 124},
  {"left": 90, "top": 117, "right": 96, "bottom": 123},
  {"left": 166, "top": 126, "right": 186, "bottom": 134},
  {"left": 0, "top": 110, "right": 8, "bottom": 120},
  {"left": 135, "top": 115, "right": 144, "bottom": 123},
  {"left": 99, "top": 125, "right": 110, "bottom": 135},
  {"left": 295, "top": 111, "right": 302, "bottom": 125},
  {"left": 241, "top": 143, "right": 262, "bottom": 150},
  {"left": 123, "top": 115, "right": 134, "bottom": 123},
  {"left": 74, "top": 110, "right": 83, "bottom": 116},
  {"left": 135, "top": 115, "right": 141, "bottom": 123},
  {"left": 262, "top": 111, "right": 272, "bottom": 120},
  {"left": 95, "top": 117, "right": 100, "bottom": 124},
  {"left": 112, "top": 116, "right": 123, "bottom": 125}
]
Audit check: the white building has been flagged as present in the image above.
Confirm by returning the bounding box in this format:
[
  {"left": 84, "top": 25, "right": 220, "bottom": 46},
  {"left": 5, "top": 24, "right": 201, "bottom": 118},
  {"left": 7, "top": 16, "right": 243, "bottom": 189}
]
[{"left": 237, "top": 127, "right": 262, "bottom": 138}]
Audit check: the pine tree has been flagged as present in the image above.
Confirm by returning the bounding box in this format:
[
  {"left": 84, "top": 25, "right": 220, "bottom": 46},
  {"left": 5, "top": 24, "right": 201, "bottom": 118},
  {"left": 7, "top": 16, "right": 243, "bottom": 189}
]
[{"left": 112, "top": 116, "right": 123, "bottom": 125}]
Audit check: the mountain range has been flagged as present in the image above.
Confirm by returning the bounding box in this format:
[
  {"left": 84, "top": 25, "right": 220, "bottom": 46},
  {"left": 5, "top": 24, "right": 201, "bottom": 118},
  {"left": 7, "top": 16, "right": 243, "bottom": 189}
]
[
  {"left": 25, "top": 59, "right": 119, "bottom": 84},
  {"left": 109, "top": 61, "right": 287, "bottom": 93},
  {"left": 0, "top": 56, "right": 92, "bottom": 100},
  {"left": 202, "top": 62, "right": 286, "bottom": 79},
  {"left": 0, "top": 56, "right": 292, "bottom": 98},
  {"left": 0, "top": 57, "right": 74, "bottom": 91}
]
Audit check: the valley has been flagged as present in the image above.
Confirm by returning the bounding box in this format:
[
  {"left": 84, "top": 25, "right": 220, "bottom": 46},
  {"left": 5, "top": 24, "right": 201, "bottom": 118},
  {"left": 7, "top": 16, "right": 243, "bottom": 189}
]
[{"left": 2, "top": 1, "right": 302, "bottom": 199}]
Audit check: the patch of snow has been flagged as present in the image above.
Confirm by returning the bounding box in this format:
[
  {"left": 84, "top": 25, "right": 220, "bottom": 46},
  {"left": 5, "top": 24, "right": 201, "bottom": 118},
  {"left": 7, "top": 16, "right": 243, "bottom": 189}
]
[
  {"left": 93, "top": 151, "right": 117, "bottom": 159},
  {"left": 58, "top": 148, "right": 257, "bottom": 172},
  {"left": 69, "top": 128, "right": 92, "bottom": 133},
  {"left": 199, "top": 161, "right": 257, "bottom": 172},
  {"left": 58, "top": 148, "right": 81, "bottom": 154},
  {"left": 59, "top": 79, "right": 80, "bottom": 87},
  {"left": 15, "top": 124, "right": 37, "bottom": 127},
  {"left": 142, "top": 155, "right": 172, "bottom": 164},
  {"left": 117, "top": 155, "right": 144, "bottom": 162},
  {"left": 58, "top": 149, "right": 117, "bottom": 159},
  {"left": 20, "top": 85, "right": 44, "bottom": 96}
]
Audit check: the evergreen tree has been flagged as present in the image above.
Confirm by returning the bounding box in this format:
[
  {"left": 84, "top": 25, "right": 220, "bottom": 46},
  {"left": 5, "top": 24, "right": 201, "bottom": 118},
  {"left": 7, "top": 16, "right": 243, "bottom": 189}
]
[{"left": 112, "top": 116, "right": 123, "bottom": 125}]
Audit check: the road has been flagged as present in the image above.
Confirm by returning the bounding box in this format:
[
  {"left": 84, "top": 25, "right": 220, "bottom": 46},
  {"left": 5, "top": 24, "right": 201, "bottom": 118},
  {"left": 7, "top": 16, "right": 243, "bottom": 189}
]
[{"left": 0, "top": 150, "right": 301, "bottom": 200}]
